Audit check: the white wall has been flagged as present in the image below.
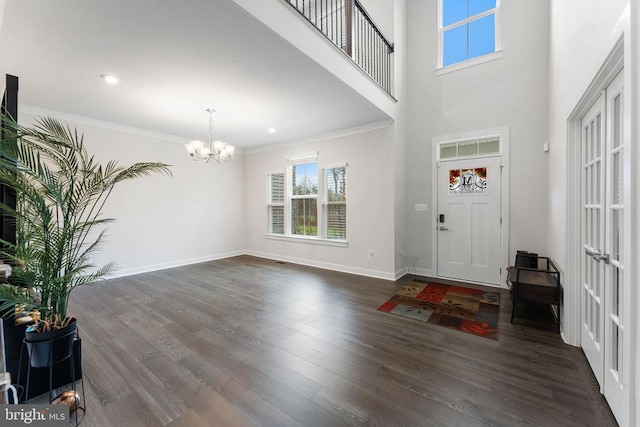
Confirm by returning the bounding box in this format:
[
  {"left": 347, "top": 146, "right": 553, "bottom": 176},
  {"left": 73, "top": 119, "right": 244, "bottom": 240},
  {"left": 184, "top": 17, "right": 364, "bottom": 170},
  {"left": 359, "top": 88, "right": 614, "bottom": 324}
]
[
  {"left": 403, "top": 1, "right": 550, "bottom": 277},
  {"left": 361, "top": 0, "right": 394, "bottom": 43},
  {"left": 19, "top": 111, "right": 246, "bottom": 278},
  {"left": 547, "top": 0, "right": 630, "bottom": 343},
  {"left": 634, "top": 2, "right": 640, "bottom": 423},
  {"left": 243, "top": 125, "right": 397, "bottom": 279},
  {"left": 0, "top": 0, "right": 5, "bottom": 35},
  {"left": 634, "top": 1, "right": 640, "bottom": 422},
  {"left": 547, "top": 0, "right": 630, "bottom": 271},
  {"left": 392, "top": 0, "right": 407, "bottom": 276}
]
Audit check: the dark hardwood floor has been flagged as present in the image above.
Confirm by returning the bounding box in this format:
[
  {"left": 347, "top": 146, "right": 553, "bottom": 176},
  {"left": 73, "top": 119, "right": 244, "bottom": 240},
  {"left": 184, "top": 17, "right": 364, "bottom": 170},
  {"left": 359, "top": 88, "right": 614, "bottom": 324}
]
[{"left": 64, "top": 255, "right": 616, "bottom": 426}]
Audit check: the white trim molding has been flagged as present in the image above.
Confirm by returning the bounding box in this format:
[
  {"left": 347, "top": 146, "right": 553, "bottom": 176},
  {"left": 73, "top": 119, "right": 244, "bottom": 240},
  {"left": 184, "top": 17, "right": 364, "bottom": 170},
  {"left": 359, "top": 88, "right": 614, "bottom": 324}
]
[
  {"left": 246, "top": 250, "right": 396, "bottom": 281},
  {"left": 20, "top": 104, "right": 188, "bottom": 144},
  {"left": 430, "top": 127, "right": 510, "bottom": 288},
  {"left": 104, "top": 250, "right": 245, "bottom": 280}
]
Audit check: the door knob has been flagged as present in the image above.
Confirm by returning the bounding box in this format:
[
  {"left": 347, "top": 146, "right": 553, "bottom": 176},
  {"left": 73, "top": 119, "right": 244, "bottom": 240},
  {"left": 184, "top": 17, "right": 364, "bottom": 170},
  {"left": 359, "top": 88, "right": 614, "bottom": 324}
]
[
  {"left": 585, "top": 247, "right": 610, "bottom": 264},
  {"left": 439, "top": 226, "right": 449, "bottom": 231}
]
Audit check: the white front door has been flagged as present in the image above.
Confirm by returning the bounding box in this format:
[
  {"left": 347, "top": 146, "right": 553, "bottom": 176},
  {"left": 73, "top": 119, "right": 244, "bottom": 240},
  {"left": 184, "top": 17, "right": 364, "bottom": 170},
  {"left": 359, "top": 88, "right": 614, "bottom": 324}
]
[
  {"left": 580, "top": 70, "right": 624, "bottom": 421},
  {"left": 437, "top": 156, "right": 501, "bottom": 285}
]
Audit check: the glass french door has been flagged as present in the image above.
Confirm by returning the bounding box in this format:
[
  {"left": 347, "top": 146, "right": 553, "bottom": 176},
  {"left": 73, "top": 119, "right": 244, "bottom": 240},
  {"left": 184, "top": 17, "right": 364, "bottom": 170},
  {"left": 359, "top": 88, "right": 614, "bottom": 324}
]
[{"left": 580, "top": 70, "right": 624, "bottom": 422}]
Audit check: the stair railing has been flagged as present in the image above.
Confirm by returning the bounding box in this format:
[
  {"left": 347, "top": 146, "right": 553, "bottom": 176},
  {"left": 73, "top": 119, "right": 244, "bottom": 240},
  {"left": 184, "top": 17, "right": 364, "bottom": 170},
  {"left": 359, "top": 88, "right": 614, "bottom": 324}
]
[{"left": 284, "top": 0, "right": 394, "bottom": 96}]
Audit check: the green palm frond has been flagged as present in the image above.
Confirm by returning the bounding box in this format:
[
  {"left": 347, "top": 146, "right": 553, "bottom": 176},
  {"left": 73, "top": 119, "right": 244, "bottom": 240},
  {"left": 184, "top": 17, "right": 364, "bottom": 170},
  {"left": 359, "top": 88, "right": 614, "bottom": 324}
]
[{"left": 0, "top": 113, "right": 172, "bottom": 324}]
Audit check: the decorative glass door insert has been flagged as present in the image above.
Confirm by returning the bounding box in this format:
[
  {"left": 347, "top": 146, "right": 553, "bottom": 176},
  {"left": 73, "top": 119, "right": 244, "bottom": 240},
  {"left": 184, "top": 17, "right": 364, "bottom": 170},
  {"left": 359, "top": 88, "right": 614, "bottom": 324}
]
[{"left": 449, "top": 167, "right": 487, "bottom": 194}]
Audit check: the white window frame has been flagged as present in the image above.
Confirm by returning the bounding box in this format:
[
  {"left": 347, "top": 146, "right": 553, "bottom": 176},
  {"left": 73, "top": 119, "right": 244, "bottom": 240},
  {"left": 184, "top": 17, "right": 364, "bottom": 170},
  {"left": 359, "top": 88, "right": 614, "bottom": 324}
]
[
  {"left": 265, "top": 153, "right": 348, "bottom": 247},
  {"left": 288, "top": 157, "right": 319, "bottom": 238},
  {"left": 436, "top": 0, "right": 502, "bottom": 75},
  {"left": 266, "top": 171, "right": 285, "bottom": 235},
  {"left": 322, "top": 162, "right": 348, "bottom": 241}
]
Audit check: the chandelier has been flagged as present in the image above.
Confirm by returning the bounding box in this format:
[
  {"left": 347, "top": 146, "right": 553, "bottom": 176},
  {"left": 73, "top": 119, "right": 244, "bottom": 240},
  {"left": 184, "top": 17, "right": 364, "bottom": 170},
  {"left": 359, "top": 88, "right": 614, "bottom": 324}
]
[{"left": 185, "top": 108, "right": 235, "bottom": 163}]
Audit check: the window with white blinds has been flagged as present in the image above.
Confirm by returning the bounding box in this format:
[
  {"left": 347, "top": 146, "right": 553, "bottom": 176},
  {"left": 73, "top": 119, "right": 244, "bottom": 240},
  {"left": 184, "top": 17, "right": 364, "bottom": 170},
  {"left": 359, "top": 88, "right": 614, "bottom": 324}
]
[
  {"left": 323, "top": 165, "right": 347, "bottom": 240},
  {"left": 266, "top": 157, "right": 348, "bottom": 244},
  {"left": 267, "top": 172, "right": 284, "bottom": 234}
]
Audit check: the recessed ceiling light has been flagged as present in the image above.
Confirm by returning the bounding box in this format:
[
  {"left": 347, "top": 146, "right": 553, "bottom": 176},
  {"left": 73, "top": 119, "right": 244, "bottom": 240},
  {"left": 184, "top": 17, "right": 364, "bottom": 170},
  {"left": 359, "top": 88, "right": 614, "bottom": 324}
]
[
  {"left": 268, "top": 128, "right": 276, "bottom": 134},
  {"left": 100, "top": 74, "right": 119, "bottom": 85}
]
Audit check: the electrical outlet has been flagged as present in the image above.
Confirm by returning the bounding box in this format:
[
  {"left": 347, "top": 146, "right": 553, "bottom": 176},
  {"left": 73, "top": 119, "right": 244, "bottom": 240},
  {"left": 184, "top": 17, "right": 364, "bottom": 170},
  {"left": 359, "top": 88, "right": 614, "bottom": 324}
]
[{"left": 367, "top": 250, "right": 374, "bottom": 259}]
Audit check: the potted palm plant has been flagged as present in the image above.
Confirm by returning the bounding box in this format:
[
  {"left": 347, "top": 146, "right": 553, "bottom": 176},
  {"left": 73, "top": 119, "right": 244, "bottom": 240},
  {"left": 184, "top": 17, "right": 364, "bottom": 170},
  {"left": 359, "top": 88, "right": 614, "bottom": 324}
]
[{"left": 0, "top": 114, "right": 171, "bottom": 367}]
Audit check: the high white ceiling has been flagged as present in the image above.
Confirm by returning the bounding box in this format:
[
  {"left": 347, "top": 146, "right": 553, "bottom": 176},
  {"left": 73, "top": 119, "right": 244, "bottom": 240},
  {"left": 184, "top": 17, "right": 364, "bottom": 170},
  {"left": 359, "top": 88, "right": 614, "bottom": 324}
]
[{"left": 0, "top": 0, "right": 389, "bottom": 149}]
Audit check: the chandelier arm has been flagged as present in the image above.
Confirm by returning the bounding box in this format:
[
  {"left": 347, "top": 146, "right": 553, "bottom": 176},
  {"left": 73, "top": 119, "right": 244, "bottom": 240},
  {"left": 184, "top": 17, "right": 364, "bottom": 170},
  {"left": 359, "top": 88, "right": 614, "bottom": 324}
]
[
  {"left": 209, "top": 109, "right": 214, "bottom": 154},
  {"left": 185, "top": 108, "right": 234, "bottom": 163}
]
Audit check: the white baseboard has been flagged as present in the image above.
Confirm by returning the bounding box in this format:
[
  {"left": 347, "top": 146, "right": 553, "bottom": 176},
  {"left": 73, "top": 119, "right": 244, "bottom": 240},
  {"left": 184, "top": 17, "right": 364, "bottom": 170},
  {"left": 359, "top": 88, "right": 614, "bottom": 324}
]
[
  {"left": 413, "top": 268, "right": 433, "bottom": 278},
  {"left": 102, "top": 249, "right": 397, "bottom": 282},
  {"left": 394, "top": 268, "right": 435, "bottom": 280},
  {"left": 393, "top": 268, "right": 434, "bottom": 281},
  {"left": 394, "top": 267, "right": 408, "bottom": 280},
  {"left": 102, "top": 255, "right": 511, "bottom": 289},
  {"left": 100, "top": 251, "right": 398, "bottom": 281},
  {"left": 104, "top": 250, "right": 245, "bottom": 279},
  {"left": 403, "top": 268, "right": 508, "bottom": 289},
  {"left": 245, "top": 250, "right": 397, "bottom": 281}
]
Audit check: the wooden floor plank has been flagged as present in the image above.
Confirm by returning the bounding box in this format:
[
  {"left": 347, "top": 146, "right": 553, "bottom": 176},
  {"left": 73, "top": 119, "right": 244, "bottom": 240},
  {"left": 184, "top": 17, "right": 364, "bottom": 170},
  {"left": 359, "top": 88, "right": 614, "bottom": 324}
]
[{"left": 58, "top": 255, "right": 617, "bottom": 426}]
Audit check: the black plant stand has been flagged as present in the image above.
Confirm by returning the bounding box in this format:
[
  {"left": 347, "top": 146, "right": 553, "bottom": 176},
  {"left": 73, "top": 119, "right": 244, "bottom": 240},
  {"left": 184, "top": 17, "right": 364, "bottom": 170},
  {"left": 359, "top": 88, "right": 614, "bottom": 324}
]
[
  {"left": 1, "top": 317, "right": 82, "bottom": 401},
  {"left": 18, "top": 328, "right": 86, "bottom": 425}
]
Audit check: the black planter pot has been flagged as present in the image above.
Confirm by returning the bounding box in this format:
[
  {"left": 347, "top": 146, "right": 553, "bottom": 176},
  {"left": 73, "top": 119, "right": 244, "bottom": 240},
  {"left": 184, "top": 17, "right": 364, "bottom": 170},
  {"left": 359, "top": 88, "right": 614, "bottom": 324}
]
[{"left": 25, "top": 318, "right": 77, "bottom": 368}]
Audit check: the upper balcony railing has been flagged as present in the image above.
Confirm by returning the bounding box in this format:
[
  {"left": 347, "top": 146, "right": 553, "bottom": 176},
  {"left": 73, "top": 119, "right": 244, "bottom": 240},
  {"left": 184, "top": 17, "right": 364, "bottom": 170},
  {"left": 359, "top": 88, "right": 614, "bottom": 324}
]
[{"left": 284, "top": 0, "right": 394, "bottom": 96}]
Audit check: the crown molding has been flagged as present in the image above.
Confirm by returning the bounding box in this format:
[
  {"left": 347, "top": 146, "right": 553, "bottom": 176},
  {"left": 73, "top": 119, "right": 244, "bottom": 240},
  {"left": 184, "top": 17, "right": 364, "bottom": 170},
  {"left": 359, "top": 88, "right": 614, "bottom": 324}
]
[
  {"left": 19, "top": 104, "right": 187, "bottom": 144},
  {"left": 243, "top": 118, "right": 394, "bottom": 155}
]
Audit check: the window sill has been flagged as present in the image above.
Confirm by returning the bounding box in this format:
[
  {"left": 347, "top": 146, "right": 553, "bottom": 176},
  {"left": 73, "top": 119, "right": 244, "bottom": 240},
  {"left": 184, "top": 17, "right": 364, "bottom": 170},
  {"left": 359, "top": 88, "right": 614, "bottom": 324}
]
[
  {"left": 435, "top": 51, "right": 503, "bottom": 76},
  {"left": 265, "top": 234, "right": 349, "bottom": 248}
]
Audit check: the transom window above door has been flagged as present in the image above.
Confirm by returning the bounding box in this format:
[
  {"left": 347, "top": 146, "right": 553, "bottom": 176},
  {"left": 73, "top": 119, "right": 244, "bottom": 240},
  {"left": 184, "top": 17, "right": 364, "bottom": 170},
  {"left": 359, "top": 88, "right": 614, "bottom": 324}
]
[
  {"left": 439, "top": 0, "right": 501, "bottom": 69},
  {"left": 439, "top": 136, "right": 500, "bottom": 160}
]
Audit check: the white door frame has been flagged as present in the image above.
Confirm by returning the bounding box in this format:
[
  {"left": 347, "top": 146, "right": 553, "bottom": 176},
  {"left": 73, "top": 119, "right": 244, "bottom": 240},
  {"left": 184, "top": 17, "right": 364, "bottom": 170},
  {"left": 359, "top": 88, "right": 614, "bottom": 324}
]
[
  {"left": 566, "top": 34, "right": 632, "bottom": 426},
  {"left": 431, "top": 127, "right": 510, "bottom": 288}
]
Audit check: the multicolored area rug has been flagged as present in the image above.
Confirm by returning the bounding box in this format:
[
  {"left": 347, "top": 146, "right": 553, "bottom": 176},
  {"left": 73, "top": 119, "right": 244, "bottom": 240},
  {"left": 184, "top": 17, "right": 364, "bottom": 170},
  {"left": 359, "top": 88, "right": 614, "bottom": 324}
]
[{"left": 377, "top": 281, "right": 500, "bottom": 340}]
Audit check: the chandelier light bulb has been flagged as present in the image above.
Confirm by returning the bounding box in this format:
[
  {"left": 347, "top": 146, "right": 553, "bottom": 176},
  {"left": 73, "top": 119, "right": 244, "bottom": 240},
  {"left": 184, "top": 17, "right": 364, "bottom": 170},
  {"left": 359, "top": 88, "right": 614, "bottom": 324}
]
[{"left": 184, "top": 109, "right": 235, "bottom": 163}]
